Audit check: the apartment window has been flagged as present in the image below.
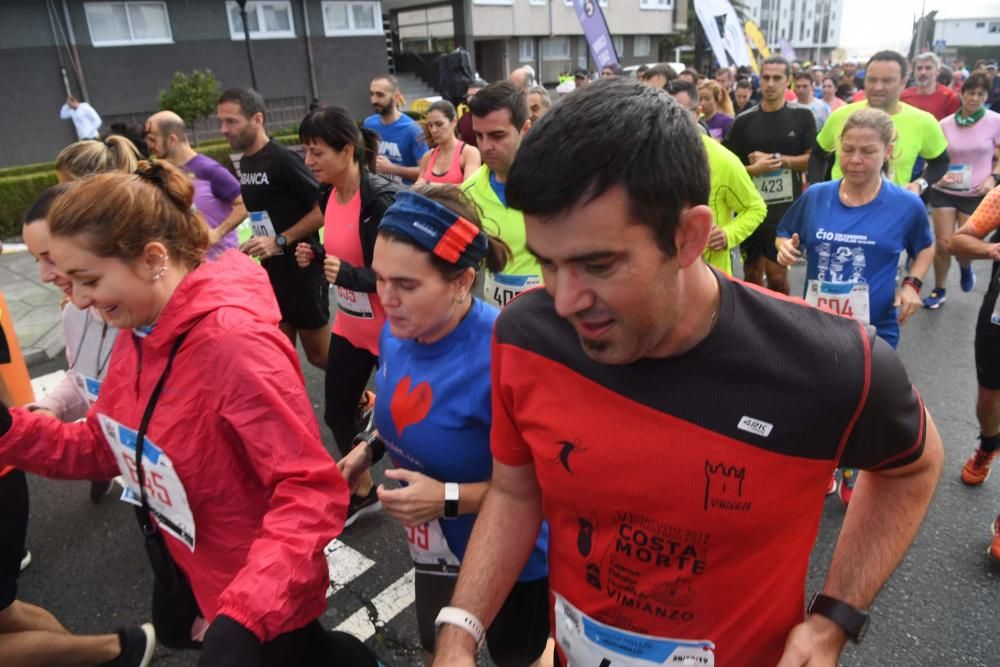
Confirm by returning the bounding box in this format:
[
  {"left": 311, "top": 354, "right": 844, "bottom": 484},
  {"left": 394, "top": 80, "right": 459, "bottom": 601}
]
[
  {"left": 634, "top": 35, "right": 651, "bottom": 57},
  {"left": 975, "top": 21, "right": 985, "bottom": 28},
  {"left": 322, "top": 2, "right": 381, "bottom": 36},
  {"left": 613, "top": 35, "right": 624, "bottom": 57},
  {"left": 84, "top": 2, "right": 172, "bottom": 46},
  {"left": 519, "top": 37, "right": 535, "bottom": 62},
  {"left": 541, "top": 36, "right": 570, "bottom": 60},
  {"left": 639, "top": 0, "right": 672, "bottom": 9},
  {"left": 226, "top": 1, "right": 295, "bottom": 39},
  {"left": 990, "top": 22, "right": 1000, "bottom": 33}
]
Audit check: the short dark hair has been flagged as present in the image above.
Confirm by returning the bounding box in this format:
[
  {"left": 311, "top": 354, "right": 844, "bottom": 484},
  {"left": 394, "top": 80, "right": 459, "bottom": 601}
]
[
  {"left": 963, "top": 72, "right": 991, "bottom": 94},
  {"left": 761, "top": 56, "right": 791, "bottom": 77},
  {"left": 667, "top": 79, "right": 699, "bottom": 104},
  {"left": 643, "top": 64, "right": 677, "bottom": 85},
  {"left": 218, "top": 87, "right": 266, "bottom": 120},
  {"left": 794, "top": 71, "right": 813, "bottom": 83},
  {"left": 23, "top": 183, "right": 72, "bottom": 225},
  {"left": 866, "top": 50, "right": 908, "bottom": 78},
  {"left": 506, "top": 78, "right": 709, "bottom": 258},
  {"left": 735, "top": 79, "right": 753, "bottom": 90},
  {"left": 372, "top": 74, "right": 399, "bottom": 92},
  {"left": 299, "top": 105, "right": 378, "bottom": 171},
  {"left": 468, "top": 81, "right": 528, "bottom": 130}
]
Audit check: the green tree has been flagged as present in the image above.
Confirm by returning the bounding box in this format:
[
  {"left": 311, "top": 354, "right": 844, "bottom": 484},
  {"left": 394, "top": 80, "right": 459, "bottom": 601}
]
[{"left": 158, "top": 69, "right": 221, "bottom": 146}]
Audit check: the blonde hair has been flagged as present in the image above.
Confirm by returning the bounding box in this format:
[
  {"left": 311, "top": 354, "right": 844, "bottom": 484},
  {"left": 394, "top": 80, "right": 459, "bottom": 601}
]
[
  {"left": 55, "top": 136, "right": 142, "bottom": 181},
  {"left": 697, "top": 80, "right": 735, "bottom": 117},
  {"left": 840, "top": 107, "right": 897, "bottom": 173},
  {"left": 48, "top": 160, "right": 209, "bottom": 269}
]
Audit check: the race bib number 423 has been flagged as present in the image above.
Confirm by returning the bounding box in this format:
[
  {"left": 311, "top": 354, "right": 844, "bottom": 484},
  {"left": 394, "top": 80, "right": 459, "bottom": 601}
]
[
  {"left": 554, "top": 593, "right": 715, "bottom": 666},
  {"left": 752, "top": 169, "right": 794, "bottom": 204},
  {"left": 98, "top": 414, "right": 196, "bottom": 551}
]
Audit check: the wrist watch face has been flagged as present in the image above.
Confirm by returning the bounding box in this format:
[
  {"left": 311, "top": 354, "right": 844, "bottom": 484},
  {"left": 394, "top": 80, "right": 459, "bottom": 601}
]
[{"left": 276, "top": 234, "right": 287, "bottom": 247}]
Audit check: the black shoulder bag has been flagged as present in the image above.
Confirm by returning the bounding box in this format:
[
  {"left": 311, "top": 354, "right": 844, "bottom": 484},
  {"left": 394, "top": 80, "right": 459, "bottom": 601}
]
[{"left": 132, "top": 331, "right": 189, "bottom": 593}]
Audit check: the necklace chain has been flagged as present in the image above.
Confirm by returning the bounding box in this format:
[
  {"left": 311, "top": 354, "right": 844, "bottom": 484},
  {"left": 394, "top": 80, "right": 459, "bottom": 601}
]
[{"left": 839, "top": 179, "right": 881, "bottom": 207}]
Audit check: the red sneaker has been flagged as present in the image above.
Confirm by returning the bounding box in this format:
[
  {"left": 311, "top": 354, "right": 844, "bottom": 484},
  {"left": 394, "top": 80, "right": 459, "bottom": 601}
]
[
  {"left": 838, "top": 468, "right": 857, "bottom": 506},
  {"left": 826, "top": 473, "right": 838, "bottom": 496},
  {"left": 962, "top": 447, "right": 999, "bottom": 486},
  {"left": 990, "top": 517, "right": 1000, "bottom": 563}
]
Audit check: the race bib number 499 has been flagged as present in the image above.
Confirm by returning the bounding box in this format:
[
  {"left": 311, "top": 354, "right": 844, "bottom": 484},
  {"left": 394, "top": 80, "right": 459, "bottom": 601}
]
[
  {"left": 99, "top": 414, "right": 196, "bottom": 551},
  {"left": 554, "top": 593, "right": 715, "bottom": 666}
]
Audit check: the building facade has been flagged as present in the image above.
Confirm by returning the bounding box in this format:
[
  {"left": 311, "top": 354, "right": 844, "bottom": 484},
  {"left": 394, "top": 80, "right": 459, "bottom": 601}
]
[
  {"left": 745, "top": 0, "right": 844, "bottom": 63},
  {"left": 933, "top": 7, "right": 1000, "bottom": 52},
  {"left": 389, "top": 0, "right": 688, "bottom": 84},
  {"left": 0, "top": 0, "right": 388, "bottom": 168}
]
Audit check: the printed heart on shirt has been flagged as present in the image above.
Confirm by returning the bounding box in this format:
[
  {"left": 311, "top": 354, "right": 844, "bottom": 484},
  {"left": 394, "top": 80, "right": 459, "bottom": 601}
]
[{"left": 391, "top": 376, "right": 433, "bottom": 438}]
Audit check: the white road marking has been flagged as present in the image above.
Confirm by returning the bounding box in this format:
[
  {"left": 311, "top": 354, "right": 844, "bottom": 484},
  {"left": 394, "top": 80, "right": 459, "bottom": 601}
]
[
  {"left": 334, "top": 569, "right": 415, "bottom": 641},
  {"left": 325, "top": 539, "right": 375, "bottom": 597},
  {"left": 31, "top": 370, "right": 66, "bottom": 400}
]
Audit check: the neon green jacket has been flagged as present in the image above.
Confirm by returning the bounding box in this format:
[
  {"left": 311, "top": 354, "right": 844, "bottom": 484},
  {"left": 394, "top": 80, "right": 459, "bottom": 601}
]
[
  {"left": 703, "top": 135, "right": 767, "bottom": 274},
  {"left": 462, "top": 165, "right": 542, "bottom": 278}
]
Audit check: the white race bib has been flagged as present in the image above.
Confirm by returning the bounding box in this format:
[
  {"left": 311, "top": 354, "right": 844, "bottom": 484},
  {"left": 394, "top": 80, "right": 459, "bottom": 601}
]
[
  {"left": 554, "top": 593, "right": 716, "bottom": 666},
  {"left": 249, "top": 210, "right": 277, "bottom": 238},
  {"left": 805, "top": 280, "right": 870, "bottom": 325},
  {"left": 335, "top": 286, "right": 374, "bottom": 319},
  {"left": 405, "top": 520, "right": 461, "bottom": 575},
  {"left": 72, "top": 371, "right": 102, "bottom": 406},
  {"left": 99, "top": 414, "right": 196, "bottom": 551},
  {"left": 752, "top": 169, "right": 794, "bottom": 204},
  {"left": 942, "top": 164, "right": 973, "bottom": 191},
  {"left": 484, "top": 273, "right": 541, "bottom": 309}
]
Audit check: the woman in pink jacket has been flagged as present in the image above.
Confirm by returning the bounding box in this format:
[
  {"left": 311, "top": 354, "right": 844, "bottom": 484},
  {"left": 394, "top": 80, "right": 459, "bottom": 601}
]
[{"left": 0, "top": 161, "right": 378, "bottom": 667}]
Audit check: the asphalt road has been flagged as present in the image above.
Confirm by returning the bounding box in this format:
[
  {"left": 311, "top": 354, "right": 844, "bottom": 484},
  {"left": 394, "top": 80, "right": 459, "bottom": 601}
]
[{"left": 15, "top": 260, "right": 1000, "bottom": 666}]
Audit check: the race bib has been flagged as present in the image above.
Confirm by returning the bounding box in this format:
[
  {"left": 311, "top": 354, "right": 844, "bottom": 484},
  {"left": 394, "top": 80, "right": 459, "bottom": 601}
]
[
  {"left": 405, "top": 520, "right": 461, "bottom": 575},
  {"left": 335, "top": 286, "right": 374, "bottom": 319},
  {"left": 72, "top": 371, "right": 101, "bottom": 406},
  {"left": 99, "top": 414, "right": 196, "bottom": 551},
  {"left": 752, "top": 169, "right": 794, "bottom": 204},
  {"left": 805, "top": 280, "right": 870, "bottom": 325},
  {"left": 249, "top": 210, "right": 276, "bottom": 237},
  {"left": 485, "top": 273, "right": 541, "bottom": 309},
  {"left": 942, "top": 164, "right": 973, "bottom": 191},
  {"left": 554, "top": 593, "right": 716, "bottom": 666}
]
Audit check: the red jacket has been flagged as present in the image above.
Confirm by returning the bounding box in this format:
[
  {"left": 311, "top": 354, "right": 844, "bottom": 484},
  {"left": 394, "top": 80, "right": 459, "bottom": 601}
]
[{"left": 0, "top": 251, "right": 347, "bottom": 641}]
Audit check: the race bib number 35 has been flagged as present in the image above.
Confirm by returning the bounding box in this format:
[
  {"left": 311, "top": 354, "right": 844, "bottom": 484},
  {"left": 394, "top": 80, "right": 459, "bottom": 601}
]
[
  {"left": 554, "top": 593, "right": 715, "bottom": 666},
  {"left": 752, "top": 169, "right": 794, "bottom": 204},
  {"left": 99, "top": 414, "right": 196, "bottom": 551},
  {"left": 485, "top": 273, "right": 541, "bottom": 309}
]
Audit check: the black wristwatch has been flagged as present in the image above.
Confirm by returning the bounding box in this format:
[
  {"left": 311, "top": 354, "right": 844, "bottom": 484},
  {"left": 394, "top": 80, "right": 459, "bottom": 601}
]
[
  {"left": 275, "top": 234, "right": 288, "bottom": 248},
  {"left": 807, "top": 593, "right": 870, "bottom": 644}
]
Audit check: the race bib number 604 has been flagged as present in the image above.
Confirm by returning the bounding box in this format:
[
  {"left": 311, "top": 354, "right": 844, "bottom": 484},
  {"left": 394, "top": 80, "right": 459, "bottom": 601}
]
[{"left": 554, "top": 593, "right": 715, "bottom": 666}]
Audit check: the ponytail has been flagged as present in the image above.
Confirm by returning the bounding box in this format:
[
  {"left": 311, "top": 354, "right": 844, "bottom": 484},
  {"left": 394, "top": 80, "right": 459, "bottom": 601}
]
[
  {"left": 360, "top": 127, "right": 379, "bottom": 172},
  {"left": 55, "top": 136, "right": 142, "bottom": 181},
  {"left": 49, "top": 160, "right": 209, "bottom": 268}
]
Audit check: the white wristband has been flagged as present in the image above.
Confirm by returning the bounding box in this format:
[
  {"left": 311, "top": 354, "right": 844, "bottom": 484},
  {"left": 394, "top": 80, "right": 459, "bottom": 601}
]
[{"left": 434, "top": 606, "right": 486, "bottom": 650}]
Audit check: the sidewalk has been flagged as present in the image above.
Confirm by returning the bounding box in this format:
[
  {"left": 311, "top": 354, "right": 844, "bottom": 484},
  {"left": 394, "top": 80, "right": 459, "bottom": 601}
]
[{"left": 1, "top": 248, "right": 65, "bottom": 367}]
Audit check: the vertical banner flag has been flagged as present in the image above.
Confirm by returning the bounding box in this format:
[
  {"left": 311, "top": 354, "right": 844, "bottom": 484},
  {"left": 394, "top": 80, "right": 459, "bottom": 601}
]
[
  {"left": 573, "top": 0, "right": 619, "bottom": 71},
  {"left": 743, "top": 19, "right": 770, "bottom": 74},
  {"left": 779, "top": 38, "right": 798, "bottom": 62},
  {"left": 693, "top": 0, "right": 751, "bottom": 68}
]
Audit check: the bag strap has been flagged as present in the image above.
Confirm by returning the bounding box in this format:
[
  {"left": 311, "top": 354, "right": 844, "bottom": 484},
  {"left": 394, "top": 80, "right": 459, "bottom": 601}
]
[{"left": 132, "top": 331, "right": 189, "bottom": 538}]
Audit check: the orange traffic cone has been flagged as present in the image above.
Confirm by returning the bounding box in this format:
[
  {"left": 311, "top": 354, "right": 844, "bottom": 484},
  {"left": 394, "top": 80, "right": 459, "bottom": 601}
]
[{"left": 0, "top": 290, "right": 35, "bottom": 407}]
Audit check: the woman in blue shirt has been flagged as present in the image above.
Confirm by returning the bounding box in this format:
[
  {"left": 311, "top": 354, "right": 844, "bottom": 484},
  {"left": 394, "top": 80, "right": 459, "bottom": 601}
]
[
  {"left": 776, "top": 107, "right": 934, "bottom": 503},
  {"left": 337, "top": 186, "right": 549, "bottom": 665}
]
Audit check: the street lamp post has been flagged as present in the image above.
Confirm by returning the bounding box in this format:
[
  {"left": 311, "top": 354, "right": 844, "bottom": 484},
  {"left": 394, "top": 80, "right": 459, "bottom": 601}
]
[{"left": 236, "top": 0, "right": 259, "bottom": 90}]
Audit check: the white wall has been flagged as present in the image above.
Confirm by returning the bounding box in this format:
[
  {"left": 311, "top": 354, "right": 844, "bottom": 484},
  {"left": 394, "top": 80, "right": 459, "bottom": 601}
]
[{"left": 934, "top": 18, "right": 1000, "bottom": 48}]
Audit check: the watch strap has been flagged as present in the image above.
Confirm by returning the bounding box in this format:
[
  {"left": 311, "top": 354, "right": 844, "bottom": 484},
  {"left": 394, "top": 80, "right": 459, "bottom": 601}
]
[
  {"left": 902, "top": 275, "right": 923, "bottom": 292},
  {"left": 444, "top": 482, "right": 460, "bottom": 519},
  {"left": 807, "top": 593, "right": 869, "bottom": 644},
  {"left": 434, "top": 606, "right": 485, "bottom": 650}
]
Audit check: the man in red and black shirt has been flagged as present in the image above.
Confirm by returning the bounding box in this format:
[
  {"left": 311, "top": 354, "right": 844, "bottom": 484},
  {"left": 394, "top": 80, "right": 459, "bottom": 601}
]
[{"left": 432, "top": 78, "right": 944, "bottom": 667}]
